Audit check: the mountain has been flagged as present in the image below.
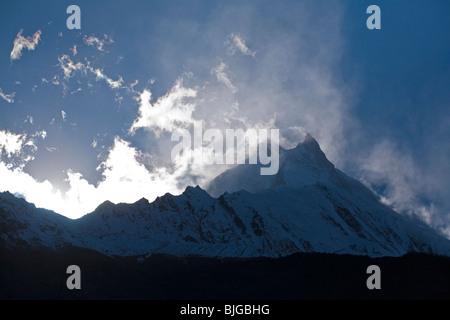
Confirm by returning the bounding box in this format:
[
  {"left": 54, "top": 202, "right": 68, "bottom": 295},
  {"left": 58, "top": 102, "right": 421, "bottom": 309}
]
[{"left": 1, "top": 134, "right": 450, "bottom": 258}]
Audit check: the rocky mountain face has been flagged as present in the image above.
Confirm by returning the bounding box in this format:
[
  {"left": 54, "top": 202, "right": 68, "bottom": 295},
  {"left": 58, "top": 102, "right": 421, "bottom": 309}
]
[{"left": 1, "top": 134, "right": 450, "bottom": 258}]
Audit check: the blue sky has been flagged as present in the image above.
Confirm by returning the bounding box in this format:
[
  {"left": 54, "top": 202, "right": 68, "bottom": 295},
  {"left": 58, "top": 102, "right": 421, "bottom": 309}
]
[{"left": 0, "top": 0, "right": 449, "bottom": 237}]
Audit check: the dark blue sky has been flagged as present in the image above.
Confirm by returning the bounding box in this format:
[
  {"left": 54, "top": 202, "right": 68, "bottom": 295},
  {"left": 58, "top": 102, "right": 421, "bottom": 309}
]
[
  {"left": 343, "top": 0, "right": 450, "bottom": 147},
  {"left": 0, "top": 0, "right": 449, "bottom": 236}
]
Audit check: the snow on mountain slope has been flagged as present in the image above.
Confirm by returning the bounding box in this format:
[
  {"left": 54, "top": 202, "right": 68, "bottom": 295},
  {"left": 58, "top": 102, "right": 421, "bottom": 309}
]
[
  {"left": 1, "top": 134, "right": 450, "bottom": 258},
  {"left": 0, "top": 191, "right": 74, "bottom": 249}
]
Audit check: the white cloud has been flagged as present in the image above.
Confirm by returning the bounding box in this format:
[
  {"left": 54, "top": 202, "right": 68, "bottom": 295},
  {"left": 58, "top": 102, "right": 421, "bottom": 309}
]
[
  {"left": 0, "top": 137, "right": 189, "bottom": 219},
  {"left": 0, "top": 79, "right": 222, "bottom": 218},
  {"left": 0, "top": 162, "right": 64, "bottom": 211},
  {"left": 71, "top": 44, "right": 77, "bottom": 56},
  {"left": 25, "top": 115, "right": 33, "bottom": 124},
  {"left": 10, "top": 29, "right": 42, "bottom": 60},
  {"left": 70, "top": 88, "right": 82, "bottom": 94},
  {"left": 226, "top": 33, "right": 256, "bottom": 57},
  {"left": 211, "top": 62, "right": 237, "bottom": 93},
  {"left": 34, "top": 130, "right": 47, "bottom": 140},
  {"left": 58, "top": 55, "right": 84, "bottom": 78},
  {"left": 0, "top": 131, "right": 27, "bottom": 158},
  {"left": 0, "top": 130, "right": 43, "bottom": 171},
  {"left": 83, "top": 34, "right": 114, "bottom": 52},
  {"left": 129, "top": 79, "right": 139, "bottom": 90},
  {"left": 52, "top": 76, "right": 60, "bottom": 86},
  {"left": 94, "top": 69, "right": 123, "bottom": 89},
  {"left": 57, "top": 54, "right": 124, "bottom": 90},
  {"left": 130, "top": 80, "right": 197, "bottom": 135},
  {"left": 0, "top": 88, "right": 15, "bottom": 103}
]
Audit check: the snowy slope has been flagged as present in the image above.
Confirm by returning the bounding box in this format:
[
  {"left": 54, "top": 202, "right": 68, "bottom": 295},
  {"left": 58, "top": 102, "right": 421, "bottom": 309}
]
[
  {"left": 1, "top": 134, "right": 450, "bottom": 258},
  {"left": 0, "top": 191, "right": 75, "bottom": 249}
]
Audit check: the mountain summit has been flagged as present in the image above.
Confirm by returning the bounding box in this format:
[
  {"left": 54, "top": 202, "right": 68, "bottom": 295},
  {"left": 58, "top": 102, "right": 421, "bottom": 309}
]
[
  {"left": 1, "top": 134, "right": 450, "bottom": 258},
  {"left": 208, "top": 133, "right": 340, "bottom": 196}
]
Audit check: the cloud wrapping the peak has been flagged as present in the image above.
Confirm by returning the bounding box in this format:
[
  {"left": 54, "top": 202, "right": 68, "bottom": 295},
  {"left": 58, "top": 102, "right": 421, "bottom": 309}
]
[{"left": 10, "top": 29, "right": 42, "bottom": 60}]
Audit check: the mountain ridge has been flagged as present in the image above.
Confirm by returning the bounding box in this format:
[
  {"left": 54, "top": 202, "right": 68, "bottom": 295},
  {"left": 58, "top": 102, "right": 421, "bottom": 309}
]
[{"left": 1, "top": 134, "right": 450, "bottom": 258}]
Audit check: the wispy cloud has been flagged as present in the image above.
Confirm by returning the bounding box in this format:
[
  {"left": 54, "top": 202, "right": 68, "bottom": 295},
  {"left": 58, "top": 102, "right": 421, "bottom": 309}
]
[
  {"left": 34, "top": 130, "right": 47, "bottom": 140},
  {"left": 25, "top": 115, "right": 33, "bottom": 125},
  {"left": 70, "top": 88, "right": 82, "bottom": 95},
  {"left": 93, "top": 69, "right": 124, "bottom": 89},
  {"left": 10, "top": 29, "right": 42, "bottom": 60},
  {"left": 0, "top": 88, "right": 15, "bottom": 103},
  {"left": 211, "top": 62, "right": 237, "bottom": 93},
  {"left": 57, "top": 54, "right": 124, "bottom": 90},
  {"left": 226, "top": 33, "right": 256, "bottom": 57},
  {"left": 129, "top": 79, "right": 139, "bottom": 90},
  {"left": 358, "top": 140, "right": 440, "bottom": 228},
  {"left": 71, "top": 44, "right": 77, "bottom": 56},
  {"left": 83, "top": 34, "right": 114, "bottom": 52}
]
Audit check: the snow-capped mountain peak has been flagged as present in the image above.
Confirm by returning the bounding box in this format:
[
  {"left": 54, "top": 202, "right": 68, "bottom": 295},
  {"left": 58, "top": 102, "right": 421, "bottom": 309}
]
[{"left": 207, "top": 133, "right": 336, "bottom": 196}]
